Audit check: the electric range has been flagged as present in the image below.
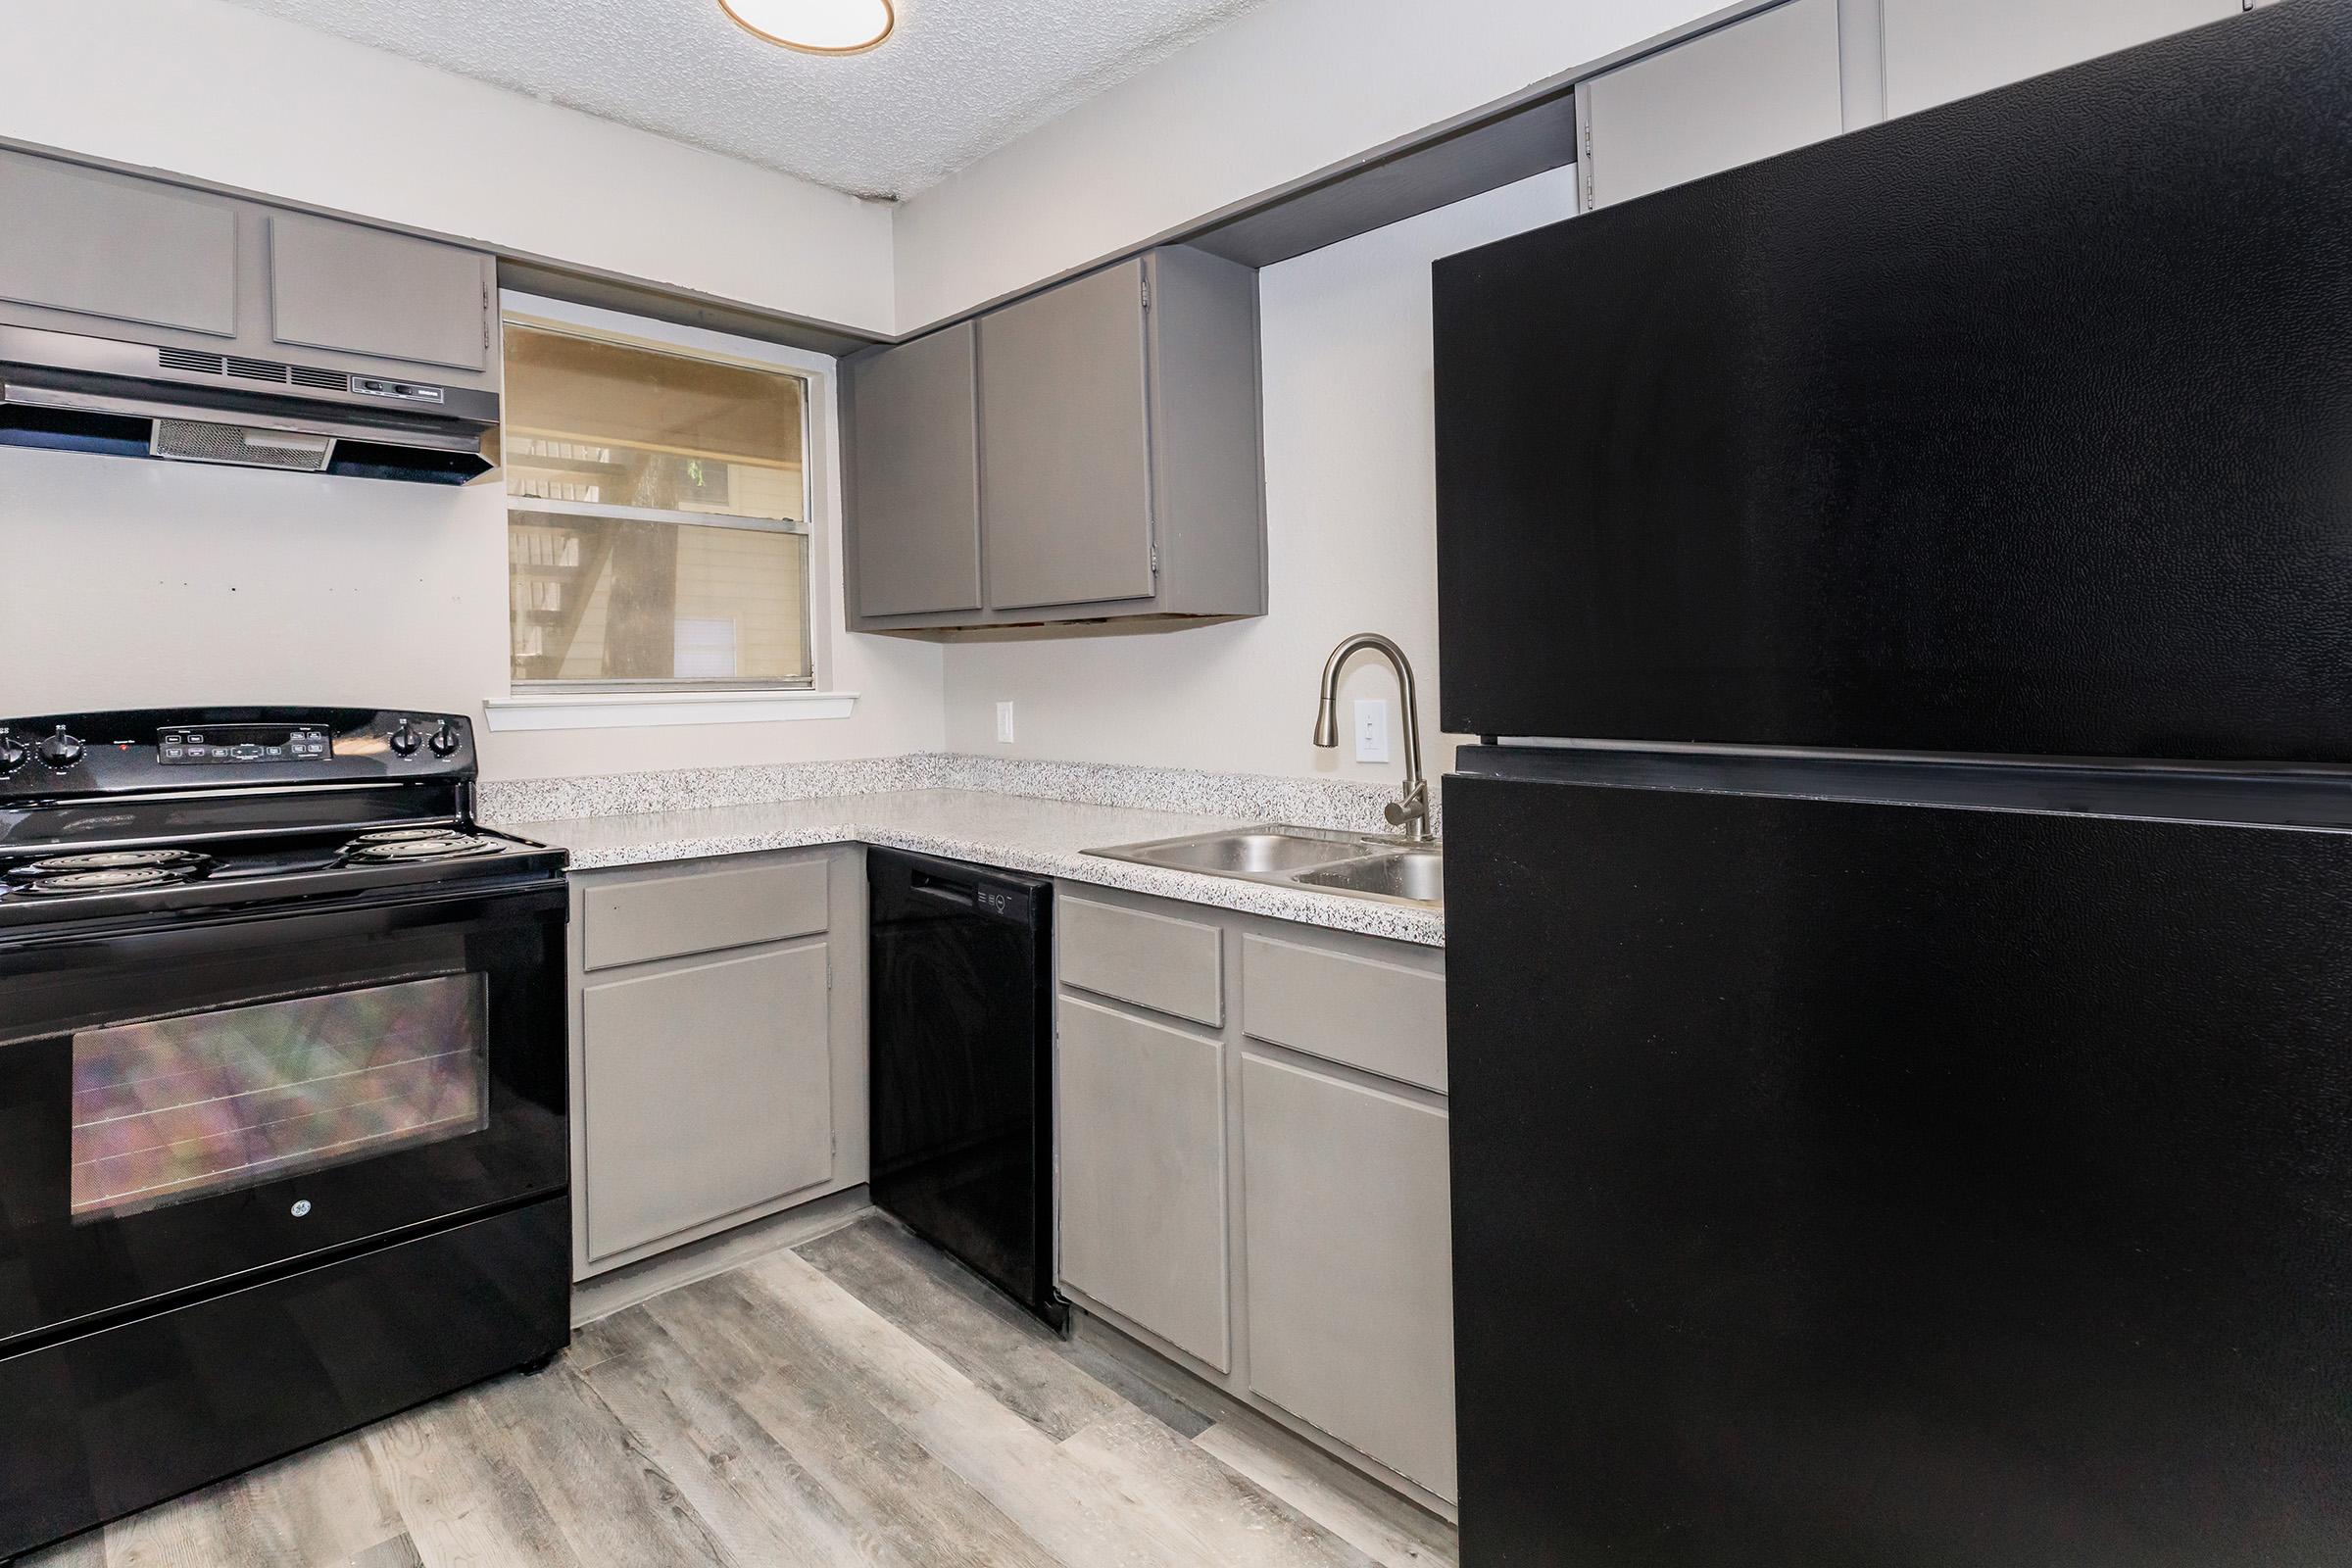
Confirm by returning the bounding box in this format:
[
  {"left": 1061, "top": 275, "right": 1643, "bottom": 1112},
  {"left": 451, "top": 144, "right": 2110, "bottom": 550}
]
[{"left": 0, "top": 707, "right": 570, "bottom": 1558}]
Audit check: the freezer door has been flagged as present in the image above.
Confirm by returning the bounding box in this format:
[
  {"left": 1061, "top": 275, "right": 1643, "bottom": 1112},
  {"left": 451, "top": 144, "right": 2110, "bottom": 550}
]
[
  {"left": 1446, "top": 769, "right": 2352, "bottom": 1567},
  {"left": 1432, "top": 0, "right": 2352, "bottom": 760}
]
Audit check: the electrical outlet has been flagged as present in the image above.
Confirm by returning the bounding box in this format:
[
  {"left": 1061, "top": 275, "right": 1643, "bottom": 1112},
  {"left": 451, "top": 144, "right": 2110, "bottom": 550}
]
[
  {"left": 995, "top": 701, "right": 1016, "bottom": 745},
  {"left": 1354, "top": 699, "right": 1391, "bottom": 763}
]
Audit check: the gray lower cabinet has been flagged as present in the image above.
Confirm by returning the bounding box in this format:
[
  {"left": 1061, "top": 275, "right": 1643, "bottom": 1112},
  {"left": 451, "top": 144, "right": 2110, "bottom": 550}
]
[
  {"left": 1241, "top": 1054, "right": 1455, "bottom": 1500},
  {"left": 0, "top": 146, "right": 497, "bottom": 391},
  {"left": 569, "top": 847, "right": 868, "bottom": 1279},
  {"left": 845, "top": 244, "right": 1265, "bottom": 631},
  {"left": 582, "top": 943, "right": 831, "bottom": 1259},
  {"left": 1054, "top": 886, "right": 1454, "bottom": 1510},
  {"left": 1056, "top": 996, "right": 1232, "bottom": 1371}
]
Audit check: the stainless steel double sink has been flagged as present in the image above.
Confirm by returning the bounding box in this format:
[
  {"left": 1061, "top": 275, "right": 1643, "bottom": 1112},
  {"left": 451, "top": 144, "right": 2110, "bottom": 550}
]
[{"left": 1085, "top": 824, "right": 1443, "bottom": 909}]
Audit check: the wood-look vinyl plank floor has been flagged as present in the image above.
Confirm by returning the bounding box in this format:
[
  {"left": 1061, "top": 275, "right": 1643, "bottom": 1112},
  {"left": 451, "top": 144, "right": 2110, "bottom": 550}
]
[{"left": 21, "top": 1212, "right": 1456, "bottom": 1568}]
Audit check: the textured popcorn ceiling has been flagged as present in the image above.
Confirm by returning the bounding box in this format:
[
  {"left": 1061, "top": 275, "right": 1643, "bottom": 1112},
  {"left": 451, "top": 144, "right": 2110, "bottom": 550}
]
[{"left": 218, "top": 0, "right": 1276, "bottom": 200}]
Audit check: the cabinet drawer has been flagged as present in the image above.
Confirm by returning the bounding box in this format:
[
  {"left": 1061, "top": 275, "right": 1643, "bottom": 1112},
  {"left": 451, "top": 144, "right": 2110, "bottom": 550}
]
[
  {"left": 1059, "top": 896, "right": 1223, "bottom": 1026},
  {"left": 1057, "top": 996, "right": 1231, "bottom": 1370},
  {"left": 581, "top": 943, "right": 833, "bottom": 1261},
  {"left": 1241, "top": 934, "right": 1446, "bottom": 1093},
  {"left": 584, "top": 858, "right": 828, "bottom": 971}
]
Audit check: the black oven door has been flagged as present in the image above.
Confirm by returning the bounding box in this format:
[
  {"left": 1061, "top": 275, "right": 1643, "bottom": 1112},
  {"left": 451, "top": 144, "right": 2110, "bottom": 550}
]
[{"left": 0, "top": 878, "right": 566, "bottom": 1351}]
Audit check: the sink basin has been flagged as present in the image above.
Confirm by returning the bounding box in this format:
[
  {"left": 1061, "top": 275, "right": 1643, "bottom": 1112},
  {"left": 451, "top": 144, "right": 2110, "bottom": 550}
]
[
  {"left": 1293, "top": 850, "right": 1445, "bottom": 905},
  {"left": 1087, "top": 824, "right": 1442, "bottom": 909},
  {"left": 1127, "top": 830, "right": 1365, "bottom": 877}
]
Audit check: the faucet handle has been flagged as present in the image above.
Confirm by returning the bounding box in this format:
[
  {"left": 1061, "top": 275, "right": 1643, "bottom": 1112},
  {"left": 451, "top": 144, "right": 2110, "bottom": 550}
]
[{"left": 1385, "top": 781, "right": 1434, "bottom": 840}]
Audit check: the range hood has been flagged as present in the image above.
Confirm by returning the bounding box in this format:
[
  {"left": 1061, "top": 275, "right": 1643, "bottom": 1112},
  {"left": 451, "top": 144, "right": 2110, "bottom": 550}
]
[{"left": 0, "top": 324, "right": 497, "bottom": 485}]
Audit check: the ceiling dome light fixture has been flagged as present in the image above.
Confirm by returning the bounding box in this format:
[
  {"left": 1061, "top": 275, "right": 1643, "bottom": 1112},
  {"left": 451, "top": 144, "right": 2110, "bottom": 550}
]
[{"left": 720, "top": 0, "right": 896, "bottom": 55}]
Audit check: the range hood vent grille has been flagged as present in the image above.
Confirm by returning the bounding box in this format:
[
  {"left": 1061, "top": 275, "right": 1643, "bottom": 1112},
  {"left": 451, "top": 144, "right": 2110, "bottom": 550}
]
[
  {"left": 152, "top": 418, "right": 334, "bottom": 472},
  {"left": 157, "top": 348, "right": 225, "bottom": 376},
  {"left": 155, "top": 348, "right": 351, "bottom": 396}
]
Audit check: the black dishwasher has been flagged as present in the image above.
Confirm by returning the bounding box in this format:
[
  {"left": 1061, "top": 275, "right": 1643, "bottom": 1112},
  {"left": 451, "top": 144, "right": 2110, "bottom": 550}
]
[{"left": 867, "top": 848, "right": 1065, "bottom": 1329}]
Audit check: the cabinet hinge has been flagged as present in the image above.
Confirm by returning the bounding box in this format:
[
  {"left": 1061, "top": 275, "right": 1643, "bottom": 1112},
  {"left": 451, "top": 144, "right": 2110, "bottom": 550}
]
[
  {"left": 1140, "top": 275, "right": 1151, "bottom": 310},
  {"left": 825, "top": 956, "right": 834, "bottom": 991},
  {"left": 1150, "top": 546, "right": 1160, "bottom": 574}
]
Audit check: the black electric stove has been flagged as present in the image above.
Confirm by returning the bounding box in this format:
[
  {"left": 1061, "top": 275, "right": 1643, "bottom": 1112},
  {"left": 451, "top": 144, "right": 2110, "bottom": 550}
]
[{"left": 0, "top": 707, "right": 571, "bottom": 1558}]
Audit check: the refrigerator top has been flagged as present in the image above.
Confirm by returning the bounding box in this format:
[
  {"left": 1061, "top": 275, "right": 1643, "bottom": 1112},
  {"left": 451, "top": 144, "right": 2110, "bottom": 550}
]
[{"left": 1432, "top": 0, "right": 2352, "bottom": 763}]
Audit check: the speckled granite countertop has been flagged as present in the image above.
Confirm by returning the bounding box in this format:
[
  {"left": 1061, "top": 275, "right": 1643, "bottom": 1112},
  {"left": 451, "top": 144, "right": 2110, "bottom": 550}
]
[{"left": 493, "top": 789, "right": 1445, "bottom": 947}]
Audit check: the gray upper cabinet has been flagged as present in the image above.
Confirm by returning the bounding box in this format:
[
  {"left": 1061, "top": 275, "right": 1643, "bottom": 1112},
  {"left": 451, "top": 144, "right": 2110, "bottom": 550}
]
[
  {"left": 980, "top": 260, "right": 1158, "bottom": 612},
  {"left": 847, "top": 244, "right": 1265, "bottom": 631},
  {"left": 0, "top": 149, "right": 240, "bottom": 338},
  {"left": 0, "top": 147, "right": 496, "bottom": 390},
  {"left": 1880, "top": 0, "right": 2240, "bottom": 118},
  {"left": 1581, "top": 0, "right": 1847, "bottom": 208},
  {"left": 268, "top": 214, "right": 493, "bottom": 373},
  {"left": 846, "top": 321, "right": 984, "bottom": 617}
]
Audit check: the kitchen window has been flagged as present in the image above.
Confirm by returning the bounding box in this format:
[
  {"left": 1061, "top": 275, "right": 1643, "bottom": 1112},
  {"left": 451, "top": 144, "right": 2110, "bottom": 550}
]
[{"left": 500, "top": 318, "right": 813, "bottom": 693}]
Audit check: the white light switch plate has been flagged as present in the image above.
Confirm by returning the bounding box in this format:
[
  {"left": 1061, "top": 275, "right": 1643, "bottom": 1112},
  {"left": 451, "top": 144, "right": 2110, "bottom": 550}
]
[
  {"left": 1354, "top": 699, "right": 1391, "bottom": 763},
  {"left": 995, "top": 701, "right": 1016, "bottom": 744}
]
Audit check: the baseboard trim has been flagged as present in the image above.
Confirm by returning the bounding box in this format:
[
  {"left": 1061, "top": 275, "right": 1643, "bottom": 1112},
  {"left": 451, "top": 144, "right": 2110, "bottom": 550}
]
[
  {"left": 1067, "top": 1299, "right": 1459, "bottom": 1527},
  {"left": 570, "top": 1187, "right": 872, "bottom": 1328}
]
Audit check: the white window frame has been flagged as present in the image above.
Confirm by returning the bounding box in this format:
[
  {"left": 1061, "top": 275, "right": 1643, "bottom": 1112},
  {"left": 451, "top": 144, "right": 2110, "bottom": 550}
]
[{"left": 484, "top": 290, "right": 857, "bottom": 733}]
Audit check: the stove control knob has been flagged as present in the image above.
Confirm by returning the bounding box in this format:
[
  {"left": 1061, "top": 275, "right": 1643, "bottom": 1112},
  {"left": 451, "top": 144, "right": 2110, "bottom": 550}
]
[
  {"left": 0, "top": 733, "right": 25, "bottom": 776},
  {"left": 428, "top": 719, "right": 463, "bottom": 758},
  {"left": 387, "top": 720, "right": 423, "bottom": 758},
  {"left": 36, "top": 726, "right": 83, "bottom": 770}
]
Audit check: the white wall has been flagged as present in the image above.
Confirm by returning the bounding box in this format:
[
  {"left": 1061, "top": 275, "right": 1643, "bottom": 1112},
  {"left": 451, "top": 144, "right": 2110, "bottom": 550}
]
[
  {"left": 940, "top": 164, "right": 1585, "bottom": 783},
  {"left": 0, "top": 315, "right": 946, "bottom": 782},
  {"left": 0, "top": 0, "right": 896, "bottom": 334},
  {"left": 890, "top": 0, "right": 1718, "bottom": 329}
]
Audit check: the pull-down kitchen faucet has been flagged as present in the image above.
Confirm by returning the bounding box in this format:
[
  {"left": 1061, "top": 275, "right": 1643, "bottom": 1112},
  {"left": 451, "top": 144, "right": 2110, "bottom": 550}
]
[{"left": 1312, "top": 632, "right": 1432, "bottom": 842}]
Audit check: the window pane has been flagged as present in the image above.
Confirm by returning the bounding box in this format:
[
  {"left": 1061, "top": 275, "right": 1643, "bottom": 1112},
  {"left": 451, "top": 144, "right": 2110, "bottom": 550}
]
[
  {"left": 502, "top": 324, "right": 805, "bottom": 522},
  {"left": 509, "top": 511, "right": 811, "bottom": 686}
]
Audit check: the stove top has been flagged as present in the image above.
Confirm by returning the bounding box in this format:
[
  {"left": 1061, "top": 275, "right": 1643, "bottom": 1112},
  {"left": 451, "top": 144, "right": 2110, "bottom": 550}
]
[
  {"left": 0, "top": 707, "right": 564, "bottom": 933},
  {"left": 0, "top": 825, "right": 560, "bottom": 926}
]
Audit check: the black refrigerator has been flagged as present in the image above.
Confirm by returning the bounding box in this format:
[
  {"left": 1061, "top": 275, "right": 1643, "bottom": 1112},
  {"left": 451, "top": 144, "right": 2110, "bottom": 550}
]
[{"left": 1433, "top": 4, "right": 2352, "bottom": 1565}]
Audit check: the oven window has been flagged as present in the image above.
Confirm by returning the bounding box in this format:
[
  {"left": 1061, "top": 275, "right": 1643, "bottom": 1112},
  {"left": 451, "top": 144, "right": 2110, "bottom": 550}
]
[{"left": 69, "top": 974, "right": 490, "bottom": 1220}]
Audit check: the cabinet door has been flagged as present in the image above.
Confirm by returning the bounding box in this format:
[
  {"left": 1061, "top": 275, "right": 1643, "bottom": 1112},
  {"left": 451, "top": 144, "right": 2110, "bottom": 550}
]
[
  {"left": 581, "top": 942, "right": 832, "bottom": 1261},
  {"left": 1882, "top": 0, "right": 2238, "bottom": 118},
  {"left": 1583, "top": 0, "right": 1845, "bottom": 208},
  {"left": 0, "top": 150, "right": 239, "bottom": 337},
  {"left": 268, "top": 213, "right": 493, "bottom": 373},
  {"left": 979, "top": 260, "right": 1157, "bottom": 611},
  {"left": 1241, "top": 1054, "right": 1455, "bottom": 1500},
  {"left": 848, "top": 324, "right": 984, "bottom": 617},
  {"left": 1056, "top": 996, "right": 1230, "bottom": 1369}
]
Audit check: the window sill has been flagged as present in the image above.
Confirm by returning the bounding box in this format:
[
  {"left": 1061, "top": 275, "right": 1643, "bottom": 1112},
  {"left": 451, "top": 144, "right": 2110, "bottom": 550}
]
[{"left": 482, "top": 691, "right": 858, "bottom": 733}]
